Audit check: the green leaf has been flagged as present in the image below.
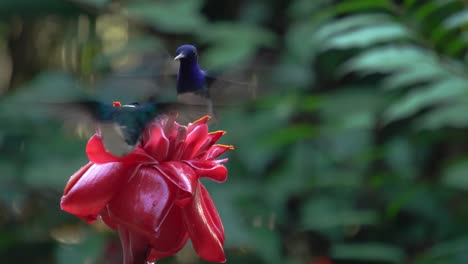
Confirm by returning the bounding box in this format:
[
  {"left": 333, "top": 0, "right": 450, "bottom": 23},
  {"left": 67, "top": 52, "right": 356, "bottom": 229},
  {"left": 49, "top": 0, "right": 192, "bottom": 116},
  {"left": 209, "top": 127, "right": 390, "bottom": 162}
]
[
  {"left": 320, "top": 88, "right": 384, "bottom": 131},
  {"left": 446, "top": 36, "right": 468, "bottom": 56},
  {"left": 430, "top": 24, "right": 456, "bottom": 46},
  {"left": 413, "top": 0, "right": 458, "bottom": 23},
  {"left": 75, "top": 0, "right": 110, "bottom": 8},
  {"left": 332, "top": 0, "right": 392, "bottom": 15},
  {"left": 250, "top": 228, "right": 281, "bottom": 263},
  {"left": 205, "top": 181, "right": 256, "bottom": 247},
  {"left": 125, "top": 0, "right": 206, "bottom": 33},
  {"left": 286, "top": 20, "right": 321, "bottom": 62},
  {"left": 323, "top": 23, "right": 410, "bottom": 49},
  {"left": 288, "top": 0, "right": 333, "bottom": 19},
  {"left": 198, "top": 23, "right": 276, "bottom": 68},
  {"left": 261, "top": 124, "right": 316, "bottom": 147},
  {"left": 332, "top": 243, "right": 405, "bottom": 263},
  {"left": 55, "top": 230, "right": 105, "bottom": 264},
  {"left": 198, "top": 23, "right": 275, "bottom": 45},
  {"left": 93, "top": 36, "right": 165, "bottom": 70},
  {"left": 444, "top": 9, "right": 468, "bottom": 29},
  {"left": 384, "top": 138, "right": 418, "bottom": 181},
  {"left": 341, "top": 45, "right": 433, "bottom": 75},
  {"left": 219, "top": 107, "right": 291, "bottom": 174},
  {"left": 0, "top": 0, "right": 78, "bottom": 15},
  {"left": 265, "top": 143, "right": 319, "bottom": 206},
  {"left": 404, "top": 0, "right": 417, "bottom": 8},
  {"left": 8, "top": 71, "right": 86, "bottom": 102},
  {"left": 417, "top": 99, "right": 468, "bottom": 129},
  {"left": 320, "top": 89, "right": 384, "bottom": 117},
  {"left": 384, "top": 78, "right": 468, "bottom": 122},
  {"left": 382, "top": 64, "right": 449, "bottom": 90},
  {"left": 302, "top": 198, "right": 378, "bottom": 229},
  {"left": 314, "top": 14, "right": 393, "bottom": 42},
  {"left": 417, "top": 237, "right": 468, "bottom": 263},
  {"left": 442, "top": 159, "right": 468, "bottom": 191}
]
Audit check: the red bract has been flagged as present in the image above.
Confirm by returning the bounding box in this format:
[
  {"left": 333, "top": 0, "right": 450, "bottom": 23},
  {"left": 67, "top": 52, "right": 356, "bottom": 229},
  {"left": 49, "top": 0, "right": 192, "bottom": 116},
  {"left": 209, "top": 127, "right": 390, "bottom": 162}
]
[{"left": 61, "top": 116, "right": 232, "bottom": 264}]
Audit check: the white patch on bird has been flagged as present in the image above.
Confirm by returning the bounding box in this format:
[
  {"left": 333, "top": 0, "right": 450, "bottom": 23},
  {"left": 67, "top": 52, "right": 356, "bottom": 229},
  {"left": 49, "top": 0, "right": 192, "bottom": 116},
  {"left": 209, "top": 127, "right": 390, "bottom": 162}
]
[
  {"left": 122, "top": 104, "right": 137, "bottom": 108},
  {"left": 177, "top": 93, "right": 214, "bottom": 115},
  {"left": 177, "top": 93, "right": 210, "bottom": 105},
  {"left": 99, "top": 123, "right": 135, "bottom": 157}
]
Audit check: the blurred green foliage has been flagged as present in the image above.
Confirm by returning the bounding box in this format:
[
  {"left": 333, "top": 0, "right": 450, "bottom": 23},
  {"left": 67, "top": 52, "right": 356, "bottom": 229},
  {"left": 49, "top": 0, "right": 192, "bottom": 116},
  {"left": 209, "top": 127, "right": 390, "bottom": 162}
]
[{"left": 2, "top": 0, "right": 468, "bottom": 263}]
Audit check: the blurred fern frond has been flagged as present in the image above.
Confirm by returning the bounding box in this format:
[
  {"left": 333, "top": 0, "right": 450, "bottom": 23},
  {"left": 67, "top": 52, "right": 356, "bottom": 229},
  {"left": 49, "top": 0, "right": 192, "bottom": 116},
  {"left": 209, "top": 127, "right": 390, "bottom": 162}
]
[{"left": 311, "top": 0, "right": 468, "bottom": 129}]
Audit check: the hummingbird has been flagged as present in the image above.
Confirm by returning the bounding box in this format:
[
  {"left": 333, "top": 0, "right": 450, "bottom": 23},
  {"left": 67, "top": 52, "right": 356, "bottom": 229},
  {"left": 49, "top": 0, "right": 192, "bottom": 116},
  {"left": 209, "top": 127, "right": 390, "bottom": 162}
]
[
  {"left": 83, "top": 45, "right": 257, "bottom": 156},
  {"left": 95, "top": 44, "right": 257, "bottom": 113},
  {"left": 173, "top": 44, "right": 257, "bottom": 115},
  {"left": 48, "top": 99, "right": 203, "bottom": 157},
  {"left": 77, "top": 45, "right": 257, "bottom": 156},
  {"left": 5, "top": 45, "right": 256, "bottom": 157}
]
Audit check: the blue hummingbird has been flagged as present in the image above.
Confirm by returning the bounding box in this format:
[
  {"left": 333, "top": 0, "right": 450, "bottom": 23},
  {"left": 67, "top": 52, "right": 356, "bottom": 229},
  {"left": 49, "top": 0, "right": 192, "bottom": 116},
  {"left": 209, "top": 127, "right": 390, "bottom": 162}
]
[
  {"left": 97, "top": 44, "right": 257, "bottom": 111},
  {"left": 174, "top": 45, "right": 212, "bottom": 108},
  {"left": 7, "top": 44, "right": 256, "bottom": 157},
  {"left": 172, "top": 44, "right": 257, "bottom": 115},
  {"left": 86, "top": 45, "right": 256, "bottom": 155}
]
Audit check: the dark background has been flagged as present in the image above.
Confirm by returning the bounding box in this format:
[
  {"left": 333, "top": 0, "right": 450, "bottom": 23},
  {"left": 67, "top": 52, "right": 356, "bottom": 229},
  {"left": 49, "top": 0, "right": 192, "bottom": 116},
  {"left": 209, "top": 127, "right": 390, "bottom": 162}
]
[{"left": 1, "top": 0, "right": 468, "bottom": 263}]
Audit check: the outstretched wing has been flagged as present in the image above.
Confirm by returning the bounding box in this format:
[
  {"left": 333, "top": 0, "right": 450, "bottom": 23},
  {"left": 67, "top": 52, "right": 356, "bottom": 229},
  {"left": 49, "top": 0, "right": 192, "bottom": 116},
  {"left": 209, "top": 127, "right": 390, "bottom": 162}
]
[
  {"left": 94, "top": 52, "right": 179, "bottom": 103},
  {"left": 205, "top": 75, "right": 258, "bottom": 106},
  {"left": 103, "top": 102, "right": 214, "bottom": 157},
  {"left": 155, "top": 102, "right": 216, "bottom": 125}
]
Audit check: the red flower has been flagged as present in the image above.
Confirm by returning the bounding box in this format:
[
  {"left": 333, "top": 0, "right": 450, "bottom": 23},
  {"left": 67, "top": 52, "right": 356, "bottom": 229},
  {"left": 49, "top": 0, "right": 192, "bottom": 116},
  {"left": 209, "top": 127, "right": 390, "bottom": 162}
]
[{"left": 61, "top": 115, "right": 232, "bottom": 264}]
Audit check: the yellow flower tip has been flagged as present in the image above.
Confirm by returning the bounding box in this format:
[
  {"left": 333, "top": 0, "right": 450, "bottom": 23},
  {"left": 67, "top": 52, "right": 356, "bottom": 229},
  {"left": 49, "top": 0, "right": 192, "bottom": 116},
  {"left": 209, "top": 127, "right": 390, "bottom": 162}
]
[
  {"left": 208, "top": 130, "right": 227, "bottom": 136},
  {"left": 192, "top": 115, "right": 212, "bottom": 125},
  {"left": 215, "top": 144, "right": 235, "bottom": 150},
  {"left": 112, "top": 101, "right": 122, "bottom": 107},
  {"left": 200, "top": 115, "right": 212, "bottom": 121}
]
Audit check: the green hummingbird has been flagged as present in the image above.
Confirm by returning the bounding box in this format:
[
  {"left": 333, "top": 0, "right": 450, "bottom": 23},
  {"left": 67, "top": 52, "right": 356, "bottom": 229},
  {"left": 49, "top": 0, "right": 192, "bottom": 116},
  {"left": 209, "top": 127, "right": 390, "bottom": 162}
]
[
  {"left": 42, "top": 99, "right": 203, "bottom": 157},
  {"left": 3, "top": 45, "right": 257, "bottom": 157}
]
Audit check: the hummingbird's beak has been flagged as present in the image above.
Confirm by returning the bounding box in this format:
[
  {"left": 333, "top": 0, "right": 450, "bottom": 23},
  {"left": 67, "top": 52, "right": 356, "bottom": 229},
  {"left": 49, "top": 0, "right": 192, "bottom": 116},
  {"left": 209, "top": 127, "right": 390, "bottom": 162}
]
[{"left": 174, "top": 53, "right": 185, "bottom": 61}]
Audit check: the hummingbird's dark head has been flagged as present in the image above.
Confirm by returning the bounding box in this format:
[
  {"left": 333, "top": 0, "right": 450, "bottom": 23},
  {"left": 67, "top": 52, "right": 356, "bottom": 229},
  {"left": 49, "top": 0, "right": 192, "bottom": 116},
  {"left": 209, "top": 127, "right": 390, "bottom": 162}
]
[{"left": 174, "top": 44, "right": 198, "bottom": 62}]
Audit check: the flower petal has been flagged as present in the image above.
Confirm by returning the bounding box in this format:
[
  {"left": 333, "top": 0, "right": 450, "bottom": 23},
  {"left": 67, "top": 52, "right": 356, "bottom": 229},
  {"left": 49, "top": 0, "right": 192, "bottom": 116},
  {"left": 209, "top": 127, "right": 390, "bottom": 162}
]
[
  {"left": 188, "top": 116, "right": 211, "bottom": 132},
  {"left": 168, "top": 126, "right": 187, "bottom": 161},
  {"left": 164, "top": 115, "right": 180, "bottom": 140},
  {"left": 199, "top": 184, "right": 225, "bottom": 244},
  {"left": 182, "top": 184, "right": 225, "bottom": 263},
  {"left": 182, "top": 124, "right": 208, "bottom": 159},
  {"left": 117, "top": 225, "right": 150, "bottom": 264},
  {"left": 63, "top": 162, "right": 93, "bottom": 194},
  {"left": 107, "top": 167, "right": 176, "bottom": 237},
  {"left": 86, "top": 135, "right": 154, "bottom": 164},
  {"left": 144, "top": 124, "right": 170, "bottom": 161},
  {"left": 184, "top": 160, "right": 228, "bottom": 183},
  {"left": 203, "top": 144, "right": 234, "bottom": 160},
  {"left": 100, "top": 207, "right": 117, "bottom": 230},
  {"left": 155, "top": 162, "right": 197, "bottom": 205},
  {"left": 147, "top": 207, "right": 189, "bottom": 262},
  {"left": 61, "top": 162, "right": 137, "bottom": 223}
]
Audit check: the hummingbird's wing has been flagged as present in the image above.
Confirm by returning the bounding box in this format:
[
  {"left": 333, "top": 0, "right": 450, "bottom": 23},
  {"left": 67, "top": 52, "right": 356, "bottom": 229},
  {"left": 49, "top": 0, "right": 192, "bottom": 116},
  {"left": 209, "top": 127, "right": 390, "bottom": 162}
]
[
  {"left": 0, "top": 74, "right": 105, "bottom": 138},
  {"left": 155, "top": 102, "right": 215, "bottom": 125},
  {"left": 98, "top": 102, "right": 213, "bottom": 157},
  {"left": 173, "top": 74, "right": 258, "bottom": 121},
  {"left": 35, "top": 100, "right": 115, "bottom": 138},
  {"left": 94, "top": 48, "right": 262, "bottom": 110},
  {"left": 31, "top": 101, "right": 142, "bottom": 157},
  {"left": 94, "top": 52, "right": 179, "bottom": 103},
  {"left": 205, "top": 74, "right": 258, "bottom": 106}
]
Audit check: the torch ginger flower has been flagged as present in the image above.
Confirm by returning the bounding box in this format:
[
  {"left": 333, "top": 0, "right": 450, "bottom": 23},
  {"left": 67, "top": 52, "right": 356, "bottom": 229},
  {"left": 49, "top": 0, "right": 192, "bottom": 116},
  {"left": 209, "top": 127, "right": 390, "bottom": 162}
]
[{"left": 60, "top": 116, "right": 232, "bottom": 264}]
